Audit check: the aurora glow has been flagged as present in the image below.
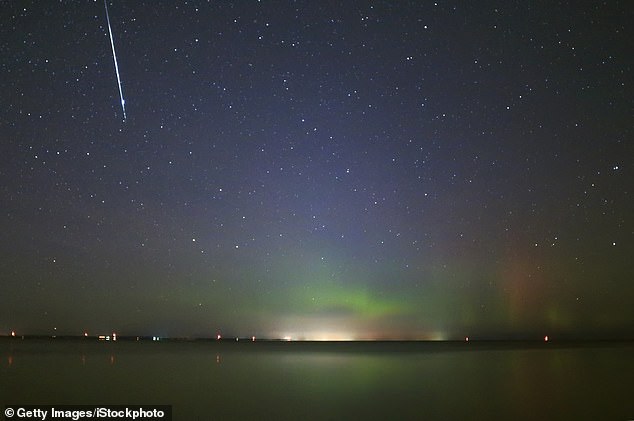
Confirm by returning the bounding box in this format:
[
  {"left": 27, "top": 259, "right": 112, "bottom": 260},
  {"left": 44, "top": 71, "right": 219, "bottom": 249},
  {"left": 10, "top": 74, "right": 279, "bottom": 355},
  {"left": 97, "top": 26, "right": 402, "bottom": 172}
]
[{"left": 1, "top": 1, "right": 632, "bottom": 340}]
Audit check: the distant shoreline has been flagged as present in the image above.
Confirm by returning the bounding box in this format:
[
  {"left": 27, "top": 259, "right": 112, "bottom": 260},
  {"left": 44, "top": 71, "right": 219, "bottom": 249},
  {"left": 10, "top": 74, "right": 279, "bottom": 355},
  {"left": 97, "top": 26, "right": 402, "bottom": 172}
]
[{"left": 2, "top": 335, "right": 633, "bottom": 349}]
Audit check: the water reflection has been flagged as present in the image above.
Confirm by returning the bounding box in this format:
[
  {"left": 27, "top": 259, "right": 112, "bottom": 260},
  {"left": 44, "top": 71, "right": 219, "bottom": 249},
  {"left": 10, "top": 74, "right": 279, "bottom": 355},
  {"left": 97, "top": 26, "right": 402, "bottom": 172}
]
[{"left": 0, "top": 340, "right": 632, "bottom": 420}]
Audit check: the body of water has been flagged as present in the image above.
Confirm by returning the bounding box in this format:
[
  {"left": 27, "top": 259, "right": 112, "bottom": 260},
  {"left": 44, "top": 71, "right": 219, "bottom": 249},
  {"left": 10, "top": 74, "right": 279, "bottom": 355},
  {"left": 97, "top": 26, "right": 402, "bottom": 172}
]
[{"left": 1, "top": 339, "right": 633, "bottom": 420}]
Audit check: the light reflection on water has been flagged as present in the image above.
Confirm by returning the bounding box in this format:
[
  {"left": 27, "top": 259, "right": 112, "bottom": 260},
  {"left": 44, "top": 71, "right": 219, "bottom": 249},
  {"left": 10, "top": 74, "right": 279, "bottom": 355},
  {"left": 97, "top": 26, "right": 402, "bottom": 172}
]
[{"left": 1, "top": 340, "right": 633, "bottom": 420}]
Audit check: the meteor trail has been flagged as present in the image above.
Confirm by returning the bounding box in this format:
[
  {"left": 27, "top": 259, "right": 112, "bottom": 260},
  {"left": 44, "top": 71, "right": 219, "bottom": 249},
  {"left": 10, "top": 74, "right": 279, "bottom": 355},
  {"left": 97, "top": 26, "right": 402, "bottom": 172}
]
[{"left": 104, "top": 0, "right": 126, "bottom": 121}]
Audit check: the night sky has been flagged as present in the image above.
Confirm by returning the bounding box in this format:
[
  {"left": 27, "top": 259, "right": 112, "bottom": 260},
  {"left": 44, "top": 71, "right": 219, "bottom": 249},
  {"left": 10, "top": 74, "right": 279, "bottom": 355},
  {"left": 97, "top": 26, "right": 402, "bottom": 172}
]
[{"left": 1, "top": 1, "right": 632, "bottom": 340}]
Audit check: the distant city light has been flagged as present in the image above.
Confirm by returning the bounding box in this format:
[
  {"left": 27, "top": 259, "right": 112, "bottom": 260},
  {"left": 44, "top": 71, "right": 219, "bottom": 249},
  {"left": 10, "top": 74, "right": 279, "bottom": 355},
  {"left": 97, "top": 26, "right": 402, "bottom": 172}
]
[
  {"left": 465, "top": 336, "right": 469, "bottom": 342},
  {"left": 544, "top": 335, "right": 549, "bottom": 342},
  {"left": 216, "top": 333, "right": 221, "bottom": 340},
  {"left": 252, "top": 336, "right": 256, "bottom": 342},
  {"left": 10, "top": 330, "right": 16, "bottom": 337}
]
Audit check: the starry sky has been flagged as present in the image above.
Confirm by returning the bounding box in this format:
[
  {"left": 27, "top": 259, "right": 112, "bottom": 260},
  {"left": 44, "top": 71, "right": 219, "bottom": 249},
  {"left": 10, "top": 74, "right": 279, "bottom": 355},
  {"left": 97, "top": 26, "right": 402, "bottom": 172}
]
[{"left": 1, "top": 1, "right": 633, "bottom": 340}]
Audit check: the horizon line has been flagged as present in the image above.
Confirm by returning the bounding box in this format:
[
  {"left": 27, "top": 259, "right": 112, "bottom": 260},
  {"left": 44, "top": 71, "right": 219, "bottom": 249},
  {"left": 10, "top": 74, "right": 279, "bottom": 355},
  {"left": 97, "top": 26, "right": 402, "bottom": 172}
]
[{"left": 3, "top": 334, "right": 634, "bottom": 343}]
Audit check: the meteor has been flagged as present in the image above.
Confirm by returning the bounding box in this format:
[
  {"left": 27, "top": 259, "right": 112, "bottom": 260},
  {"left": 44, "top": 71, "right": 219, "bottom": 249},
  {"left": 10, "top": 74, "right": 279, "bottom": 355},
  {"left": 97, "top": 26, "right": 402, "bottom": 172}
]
[{"left": 104, "top": 0, "right": 126, "bottom": 121}]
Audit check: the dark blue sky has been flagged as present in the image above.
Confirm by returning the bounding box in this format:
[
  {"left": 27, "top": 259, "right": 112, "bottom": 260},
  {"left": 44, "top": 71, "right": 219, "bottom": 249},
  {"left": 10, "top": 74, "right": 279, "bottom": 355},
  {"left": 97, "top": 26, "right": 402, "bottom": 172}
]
[{"left": 1, "top": 1, "right": 632, "bottom": 339}]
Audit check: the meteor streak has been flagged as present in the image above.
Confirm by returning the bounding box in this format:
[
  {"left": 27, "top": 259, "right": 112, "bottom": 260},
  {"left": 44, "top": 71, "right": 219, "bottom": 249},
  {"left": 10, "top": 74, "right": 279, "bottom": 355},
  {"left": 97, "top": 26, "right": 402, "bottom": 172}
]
[{"left": 104, "top": 0, "right": 126, "bottom": 121}]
